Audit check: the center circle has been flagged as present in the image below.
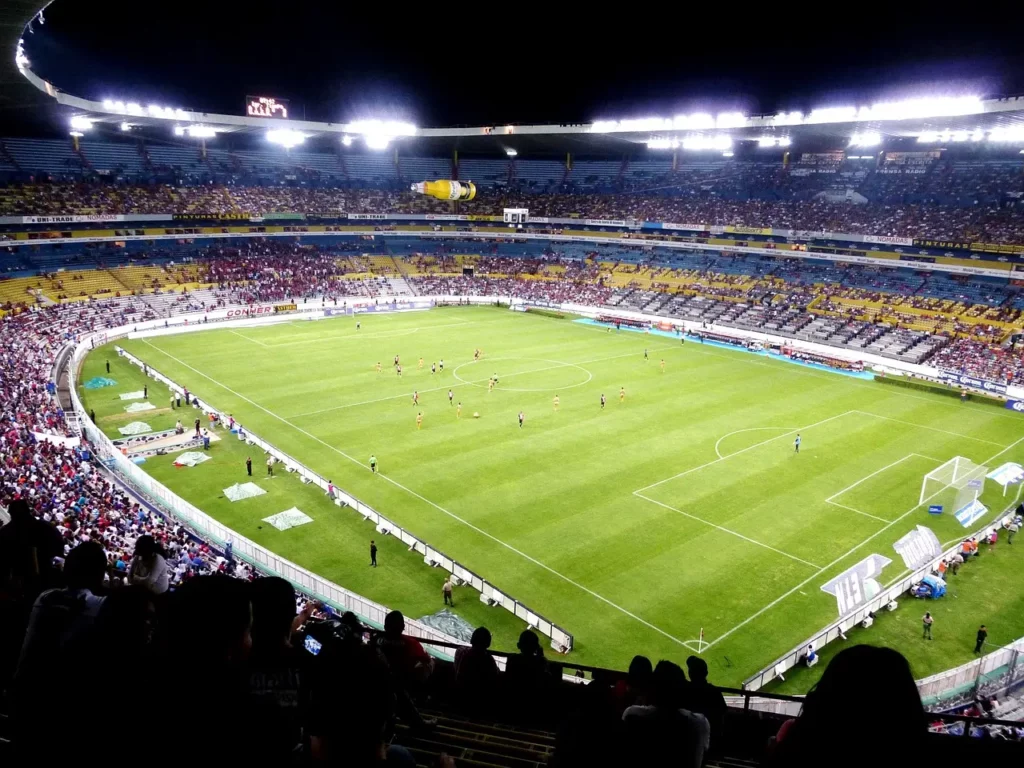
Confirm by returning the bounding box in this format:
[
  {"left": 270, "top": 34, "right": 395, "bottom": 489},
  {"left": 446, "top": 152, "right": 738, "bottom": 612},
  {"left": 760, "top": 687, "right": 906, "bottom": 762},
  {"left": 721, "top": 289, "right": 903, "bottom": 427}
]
[{"left": 453, "top": 356, "right": 593, "bottom": 392}]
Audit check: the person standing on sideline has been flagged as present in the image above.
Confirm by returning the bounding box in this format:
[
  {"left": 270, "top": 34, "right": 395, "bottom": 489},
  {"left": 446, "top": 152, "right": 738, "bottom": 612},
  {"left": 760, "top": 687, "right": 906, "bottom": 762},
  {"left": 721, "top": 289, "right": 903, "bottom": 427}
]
[
  {"left": 89, "top": 408, "right": 95, "bottom": 423},
  {"left": 370, "top": 540, "right": 378, "bottom": 567},
  {"left": 794, "top": 434, "right": 801, "bottom": 453},
  {"left": 106, "top": 360, "right": 110, "bottom": 373},
  {"left": 443, "top": 577, "right": 454, "bottom": 606},
  {"left": 1008, "top": 519, "right": 1019, "bottom": 544},
  {"left": 266, "top": 456, "right": 274, "bottom": 477},
  {"left": 370, "top": 454, "right": 377, "bottom": 473},
  {"left": 644, "top": 349, "right": 648, "bottom": 361},
  {"left": 975, "top": 625, "right": 988, "bottom": 653},
  {"left": 518, "top": 410, "right": 524, "bottom": 429},
  {"left": 143, "top": 385, "right": 148, "bottom": 399},
  {"left": 170, "top": 394, "right": 175, "bottom": 410},
  {"left": 194, "top": 418, "right": 201, "bottom": 438},
  {"left": 246, "top": 456, "right": 252, "bottom": 476},
  {"left": 923, "top": 612, "right": 933, "bottom": 640}
]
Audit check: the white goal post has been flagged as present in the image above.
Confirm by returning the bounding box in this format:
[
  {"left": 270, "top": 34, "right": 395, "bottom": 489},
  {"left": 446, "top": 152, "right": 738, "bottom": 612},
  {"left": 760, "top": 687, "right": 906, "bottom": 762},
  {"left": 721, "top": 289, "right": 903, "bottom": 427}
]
[{"left": 920, "top": 456, "right": 988, "bottom": 509}]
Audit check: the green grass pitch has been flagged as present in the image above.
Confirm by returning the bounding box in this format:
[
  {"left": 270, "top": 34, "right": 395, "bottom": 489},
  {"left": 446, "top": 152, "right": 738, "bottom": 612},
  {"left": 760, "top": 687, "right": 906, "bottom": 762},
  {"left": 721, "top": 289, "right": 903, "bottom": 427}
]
[{"left": 80, "top": 305, "right": 1024, "bottom": 688}]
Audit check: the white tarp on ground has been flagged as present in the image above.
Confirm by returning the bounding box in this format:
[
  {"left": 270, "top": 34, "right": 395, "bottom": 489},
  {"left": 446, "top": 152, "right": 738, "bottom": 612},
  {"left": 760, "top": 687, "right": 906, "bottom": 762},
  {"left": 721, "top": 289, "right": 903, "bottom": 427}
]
[
  {"left": 124, "top": 402, "right": 156, "bottom": 412},
  {"left": 174, "top": 451, "right": 211, "bottom": 467},
  {"left": 119, "top": 391, "right": 146, "bottom": 400},
  {"left": 262, "top": 507, "right": 313, "bottom": 531},
  {"left": 224, "top": 482, "right": 267, "bottom": 502},
  {"left": 118, "top": 421, "right": 152, "bottom": 436}
]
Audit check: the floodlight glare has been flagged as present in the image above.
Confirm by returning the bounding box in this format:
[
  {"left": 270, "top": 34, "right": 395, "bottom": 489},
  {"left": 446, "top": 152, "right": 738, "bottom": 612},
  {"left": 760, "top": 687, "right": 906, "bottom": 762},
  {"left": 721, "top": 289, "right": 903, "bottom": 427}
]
[
  {"left": 267, "top": 129, "right": 306, "bottom": 148},
  {"left": 849, "top": 131, "right": 881, "bottom": 147},
  {"left": 186, "top": 125, "right": 217, "bottom": 138},
  {"left": 715, "top": 112, "right": 746, "bottom": 129},
  {"left": 173, "top": 126, "right": 185, "bottom": 136},
  {"left": 505, "top": 148, "right": 518, "bottom": 157},
  {"left": 364, "top": 134, "right": 391, "bottom": 150},
  {"left": 125, "top": 103, "right": 143, "bottom": 116},
  {"left": 347, "top": 120, "right": 417, "bottom": 137},
  {"left": 757, "top": 136, "right": 789, "bottom": 148},
  {"left": 69, "top": 131, "right": 84, "bottom": 138},
  {"left": 120, "top": 122, "right": 132, "bottom": 132},
  {"left": 341, "top": 135, "right": 353, "bottom": 147},
  {"left": 69, "top": 116, "right": 93, "bottom": 131}
]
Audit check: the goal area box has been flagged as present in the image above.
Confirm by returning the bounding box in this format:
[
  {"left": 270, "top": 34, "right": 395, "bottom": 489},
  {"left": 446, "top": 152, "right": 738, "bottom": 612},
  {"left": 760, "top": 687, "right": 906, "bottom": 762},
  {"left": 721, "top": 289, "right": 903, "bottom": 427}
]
[{"left": 920, "top": 457, "right": 988, "bottom": 525}]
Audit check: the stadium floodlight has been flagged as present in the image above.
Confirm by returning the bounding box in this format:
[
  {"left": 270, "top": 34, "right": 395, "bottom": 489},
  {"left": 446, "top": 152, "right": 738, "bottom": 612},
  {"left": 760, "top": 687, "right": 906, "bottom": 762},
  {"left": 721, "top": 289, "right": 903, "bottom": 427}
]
[
  {"left": 715, "top": 112, "right": 747, "bottom": 129},
  {"left": 990, "top": 127, "right": 1024, "bottom": 143},
  {"left": 125, "top": 103, "right": 143, "bottom": 116},
  {"left": 68, "top": 131, "right": 84, "bottom": 138},
  {"left": 772, "top": 111, "right": 804, "bottom": 126},
  {"left": 722, "top": 151, "right": 734, "bottom": 157},
  {"left": 951, "top": 130, "right": 970, "bottom": 142},
  {"left": 807, "top": 106, "right": 857, "bottom": 124},
  {"left": 364, "top": 134, "right": 391, "bottom": 150},
  {"left": 917, "top": 131, "right": 939, "bottom": 143},
  {"left": 647, "top": 138, "right": 678, "bottom": 150},
  {"left": 858, "top": 96, "right": 982, "bottom": 121},
  {"left": 682, "top": 135, "right": 732, "bottom": 151},
  {"left": 757, "top": 136, "right": 791, "bottom": 148},
  {"left": 186, "top": 125, "right": 216, "bottom": 138},
  {"left": 120, "top": 122, "right": 132, "bottom": 132},
  {"left": 69, "top": 116, "right": 93, "bottom": 131},
  {"left": 341, "top": 135, "right": 353, "bottom": 147},
  {"left": 266, "top": 129, "right": 306, "bottom": 148},
  {"left": 673, "top": 114, "right": 715, "bottom": 130},
  {"left": 849, "top": 131, "right": 881, "bottom": 147},
  {"left": 505, "top": 148, "right": 518, "bottom": 157},
  {"left": 347, "top": 119, "right": 417, "bottom": 137},
  {"left": 971, "top": 128, "right": 984, "bottom": 142},
  {"left": 15, "top": 39, "right": 29, "bottom": 70}
]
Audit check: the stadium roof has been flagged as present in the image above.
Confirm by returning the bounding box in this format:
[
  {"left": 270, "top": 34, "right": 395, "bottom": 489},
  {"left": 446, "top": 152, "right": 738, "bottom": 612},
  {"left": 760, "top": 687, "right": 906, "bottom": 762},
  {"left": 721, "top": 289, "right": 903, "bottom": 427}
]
[{"left": 7, "top": 2, "right": 1024, "bottom": 156}]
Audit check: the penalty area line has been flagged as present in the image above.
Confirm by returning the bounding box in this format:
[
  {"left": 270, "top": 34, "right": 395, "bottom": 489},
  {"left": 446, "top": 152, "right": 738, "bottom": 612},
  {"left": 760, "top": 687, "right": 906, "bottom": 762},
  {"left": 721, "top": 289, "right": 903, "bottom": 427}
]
[
  {"left": 136, "top": 338, "right": 694, "bottom": 651},
  {"left": 697, "top": 433, "right": 1024, "bottom": 653}
]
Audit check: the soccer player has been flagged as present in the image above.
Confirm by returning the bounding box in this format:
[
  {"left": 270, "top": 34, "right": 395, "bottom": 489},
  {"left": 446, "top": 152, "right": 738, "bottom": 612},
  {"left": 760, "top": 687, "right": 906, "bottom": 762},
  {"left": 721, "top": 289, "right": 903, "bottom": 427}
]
[
  {"left": 619, "top": 387, "right": 625, "bottom": 403},
  {"left": 794, "top": 433, "right": 801, "bottom": 453},
  {"left": 474, "top": 348, "right": 481, "bottom": 361},
  {"left": 644, "top": 349, "right": 649, "bottom": 361},
  {"left": 518, "top": 410, "right": 524, "bottom": 429},
  {"left": 439, "top": 358, "right": 444, "bottom": 371},
  {"left": 369, "top": 454, "right": 377, "bottom": 473},
  {"left": 419, "top": 357, "right": 424, "bottom": 370},
  {"left": 660, "top": 359, "right": 665, "bottom": 372},
  {"left": 356, "top": 321, "right": 361, "bottom": 331},
  {"left": 397, "top": 364, "right": 403, "bottom": 377},
  {"left": 394, "top": 355, "right": 399, "bottom": 367},
  {"left": 553, "top": 395, "right": 560, "bottom": 411},
  {"left": 600, "top": 393, "right": 606, "bottom": 410},
  {"left": 488, "top": 378, "right": 495, "bottom": 392},
  {"left": 375, "top": 361, "right": 381, "bottom": 373},
  {"left": 416, "top": 412, "right": 423, "bottom": 430},
  {"left": 413, "top": 391, "right": 420, "bottom": 406},
  {"left": 457, "top": 402, "right": 462, "bottom": 419},
  {"left": 493, "top": 372, "right": 499, "bottom": 385},
  {"left": 431, "top": 362, "right": 437, "bottom": 374},
  {"left": 448, "top": 389, "right": 454, "bottom": 406}
]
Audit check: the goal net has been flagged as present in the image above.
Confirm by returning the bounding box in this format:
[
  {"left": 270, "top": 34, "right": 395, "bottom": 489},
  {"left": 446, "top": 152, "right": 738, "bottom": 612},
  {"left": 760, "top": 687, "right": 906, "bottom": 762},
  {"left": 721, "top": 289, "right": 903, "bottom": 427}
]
[{"left": 920, "top": 457, "right": 988, "bottom": 520}]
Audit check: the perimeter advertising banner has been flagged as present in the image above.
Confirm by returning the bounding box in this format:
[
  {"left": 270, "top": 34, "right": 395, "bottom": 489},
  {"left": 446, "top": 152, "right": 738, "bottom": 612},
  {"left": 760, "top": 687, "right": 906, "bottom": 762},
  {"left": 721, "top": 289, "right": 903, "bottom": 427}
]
[
  {"left": 22, "top": 214, "right": 125, "bottom": 224},
  {"left": 173, "top": 213, "right": 254, "bottom": 221},
  {"left": 935, "top": 370, "right": 1008, "bottom": 395}
]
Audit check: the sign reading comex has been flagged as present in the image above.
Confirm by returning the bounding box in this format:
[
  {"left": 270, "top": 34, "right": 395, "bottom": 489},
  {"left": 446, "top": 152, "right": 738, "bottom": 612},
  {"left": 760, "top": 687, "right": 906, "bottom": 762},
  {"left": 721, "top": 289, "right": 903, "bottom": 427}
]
[
  {"left": 820, "top": 554, "right": 891, "bottom": 616},
  {"left": 246, "top": 96, "right": 288, "bottom": 119}
]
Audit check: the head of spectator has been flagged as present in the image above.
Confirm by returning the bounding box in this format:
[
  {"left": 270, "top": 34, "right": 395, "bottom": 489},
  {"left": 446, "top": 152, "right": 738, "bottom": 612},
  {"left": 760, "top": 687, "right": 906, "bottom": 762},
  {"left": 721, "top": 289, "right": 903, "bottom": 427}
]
[
  {"left": 249, "top": 575, "right": 297, "bottom": 655},
  {"left": 651, "top": 660, "right": 689, "bottom": 711},
  {"left": 0, "top": 497, "right": 64, "bottom": 601},
  {"left": 517, "top": 628, "right": 544, "bottom": 658},
  {"left": 384, "top": 608, "right": 406, "bottom": 638},
  {"left": 128, "top": 533, "right": 169, "bottom": 594},
  {"left": 771, "top": 645, "right": 925, "bottom": 766}
]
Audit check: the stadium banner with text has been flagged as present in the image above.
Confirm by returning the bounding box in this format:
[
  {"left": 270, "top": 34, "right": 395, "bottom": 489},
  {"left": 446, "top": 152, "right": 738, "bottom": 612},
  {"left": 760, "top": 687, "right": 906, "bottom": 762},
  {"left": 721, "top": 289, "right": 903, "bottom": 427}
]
[
  {"left": 465, "top": 215, "right": 501, "bottom": 222},
  {"left": 862, "top": 234, "right": 915, "bottom": 246},
  {"left": 345, "top": 213, "right": 388, "bottom": 220},
  {"left": 21, "top": 214, "right": 126, "bottom": 224},
  {"left": 935, "top": 369, "right": 1009, "bottom": 395},
  {"left": 274, "top": 303, "right": 298, "bottom": 313},
  {"left": 913, "top": 238, "right": 972, "bottom": 251},
  {"left": 263, "top": 212, "right": 306, "bottom": 221},
  {"left": 1006, "top": 400, "right": 1024, "bottom": 413},
  {"left": 970, "top": 242, "right": 1024, "bottom": 255},
  {"left": 893, "top": 526, "right": 942, "bottom": 570},
  {"left": 658, "top": 222, "right": 712, "bottom": 232},
  {"left": 725, "top": 225, "right": 773, "bottom": 235},
  {"left": 172, "top": 213, "right": 254, "bottom": 221},
  {"left": 820, "top": 554, "right": 891, "bottom": 616}
]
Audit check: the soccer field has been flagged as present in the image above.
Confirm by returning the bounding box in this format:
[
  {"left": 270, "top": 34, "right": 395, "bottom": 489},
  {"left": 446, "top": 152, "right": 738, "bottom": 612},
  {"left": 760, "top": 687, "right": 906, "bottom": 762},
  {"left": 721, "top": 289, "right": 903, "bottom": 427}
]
[{"left": 96, "top": 306, "right": 1024, "bottom": 683}]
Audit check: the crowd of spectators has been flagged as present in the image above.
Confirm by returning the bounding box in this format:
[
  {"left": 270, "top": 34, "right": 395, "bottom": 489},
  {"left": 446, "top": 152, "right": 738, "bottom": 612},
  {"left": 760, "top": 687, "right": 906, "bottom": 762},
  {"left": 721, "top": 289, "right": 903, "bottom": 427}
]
[
  {"left": 929, "top": 338, "right": 1024, "bottom": 384},
  {"left": 1, "top": 169, "right": 1022, "bottom": 242}
]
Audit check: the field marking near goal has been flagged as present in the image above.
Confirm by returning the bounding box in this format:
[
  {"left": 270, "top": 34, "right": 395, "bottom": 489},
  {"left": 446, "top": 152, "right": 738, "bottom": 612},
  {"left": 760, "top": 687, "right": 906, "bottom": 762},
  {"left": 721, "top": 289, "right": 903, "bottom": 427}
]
[
  {"left": 715, "top": 427, "right": 800, "bottom": 459},
  {"left": 823, "top": 453, "right": 942, "bottom": 524},
  {"left": 851, "top": 410, "right": 1006, "bottom": 447},
  {"left": 631, "top": 493, "right": 822, "bottom": 568},
  {"left": 137, "top": 338, "right": 695, "bottom": 650},
  {"left": 634, "top": 411, "right": 855, "bottom": 495},
  {"left": 287, "top": 345, "right": 680, "bottom": 419},
  {"left": 695, "top": 434, "right": 1024, "bottom": 652}
]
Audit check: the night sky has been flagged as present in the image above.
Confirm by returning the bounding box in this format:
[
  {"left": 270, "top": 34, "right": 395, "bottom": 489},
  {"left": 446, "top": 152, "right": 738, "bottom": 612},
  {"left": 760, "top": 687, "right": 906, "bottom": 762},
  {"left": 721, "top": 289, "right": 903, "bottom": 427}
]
[{"left": 15, "top": 2, "right": 1024, "bottom": 130}]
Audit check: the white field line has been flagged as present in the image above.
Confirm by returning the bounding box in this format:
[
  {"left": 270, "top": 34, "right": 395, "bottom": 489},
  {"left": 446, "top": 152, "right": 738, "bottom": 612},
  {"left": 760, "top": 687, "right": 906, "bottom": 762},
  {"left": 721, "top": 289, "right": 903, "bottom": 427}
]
[
  {"left": 823, "top": 501, "right": 889, "bottom": 524},
  {"left": 824, "top": 453, "right": 934, "bottom": 504},
  {"left": 288, "top": 345, "right": 681, "bottom": 419},
  {"left": 632, "top": 493, "right": 823, "bottom": 568},
  {"left": 138, "top": 339, "right": 694, "bottom": 650},
  {"left": 634, "top": 411, "right": 855, "bottom": 495},
  {"left": 852, "top": 410, "right": 1006, "bottom": 447},
  {"left": 228, "top": 330, "right": 270, "bottom": 348},
  {"left": 252, "top": 320, "right": 476, "bottom": 348},
  {"left": 715, "top": 427, "right": 800, "bottom": 460},
  {"left": 698, "top": 434, "right": 1024, "bottom": 652},
  {"left": 679, "top": 343, "right": 1024, "bottom": 424}
]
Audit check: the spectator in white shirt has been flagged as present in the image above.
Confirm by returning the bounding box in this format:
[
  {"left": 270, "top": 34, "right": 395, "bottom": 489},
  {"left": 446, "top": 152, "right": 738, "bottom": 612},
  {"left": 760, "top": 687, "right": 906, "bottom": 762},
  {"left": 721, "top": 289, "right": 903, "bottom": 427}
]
[{"left": 128, "top": 534, "right": 170, "bottom": 594}]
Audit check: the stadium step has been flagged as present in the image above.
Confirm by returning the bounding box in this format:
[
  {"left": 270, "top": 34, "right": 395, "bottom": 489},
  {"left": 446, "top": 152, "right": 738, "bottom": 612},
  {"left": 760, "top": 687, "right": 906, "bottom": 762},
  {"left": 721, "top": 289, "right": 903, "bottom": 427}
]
[{"left": 394, "top": 711, "right": 556, "bottom": 767}]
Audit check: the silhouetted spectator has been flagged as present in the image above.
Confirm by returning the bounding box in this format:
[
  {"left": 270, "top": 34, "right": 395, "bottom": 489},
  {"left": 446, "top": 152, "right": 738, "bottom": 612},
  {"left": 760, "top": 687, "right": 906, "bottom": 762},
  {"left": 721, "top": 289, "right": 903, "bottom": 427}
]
[
  {"left": 611, "top": 654, "right": 653, "bottom": 714},
  {"left": 622, "top": 660, "right": 709, "bottom": 768},
  {"left": 454, "top": 626, "right": 499, "bottom": 706},
  {"left": 376, "top": 609, "right": 433, "bottom": 690},
  {"left": 686, "top": 655, "right": 727, "bottom": 754},
  {"left": 128, "top": 533, "right": 169, "bottom": 594},
  {"left": 768, "top": 645, "right": 926, "bottom": 767}
]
